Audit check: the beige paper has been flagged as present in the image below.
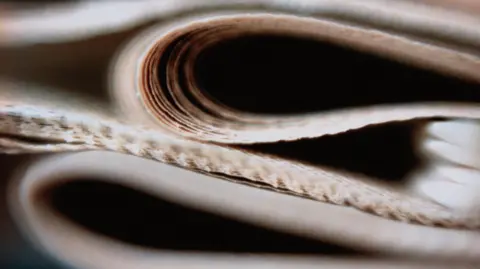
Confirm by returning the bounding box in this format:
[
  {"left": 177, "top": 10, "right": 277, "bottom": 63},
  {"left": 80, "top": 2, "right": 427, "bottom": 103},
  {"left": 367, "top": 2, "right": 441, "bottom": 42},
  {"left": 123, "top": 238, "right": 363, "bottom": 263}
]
[{"left": 1, "top": 0, "right": 480, "bottom": 268}]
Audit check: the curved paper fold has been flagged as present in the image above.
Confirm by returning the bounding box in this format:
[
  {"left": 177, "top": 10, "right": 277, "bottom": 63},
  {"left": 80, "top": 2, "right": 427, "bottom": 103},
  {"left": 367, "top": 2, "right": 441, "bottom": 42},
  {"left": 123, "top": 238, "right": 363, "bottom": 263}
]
[
  {"left": 8, "top": 151, "right": 480, "bottom": 269},
  {"left": 1, "top": 0, "right": 480, "bottom": 265}
]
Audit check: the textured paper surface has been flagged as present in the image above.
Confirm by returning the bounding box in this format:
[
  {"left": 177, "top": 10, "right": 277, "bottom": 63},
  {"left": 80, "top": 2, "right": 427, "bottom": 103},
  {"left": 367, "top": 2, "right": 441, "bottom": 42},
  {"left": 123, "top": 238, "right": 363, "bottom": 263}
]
[{"left": 1, "top": 1, "right": 480, "bottom": 268}]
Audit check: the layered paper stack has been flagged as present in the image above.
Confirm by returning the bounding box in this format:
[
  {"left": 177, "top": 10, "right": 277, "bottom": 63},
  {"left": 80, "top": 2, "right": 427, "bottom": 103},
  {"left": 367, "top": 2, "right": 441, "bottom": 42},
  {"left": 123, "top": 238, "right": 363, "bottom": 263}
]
[{"left": 1, "top": 1, "right": 480, "bottom": 268}]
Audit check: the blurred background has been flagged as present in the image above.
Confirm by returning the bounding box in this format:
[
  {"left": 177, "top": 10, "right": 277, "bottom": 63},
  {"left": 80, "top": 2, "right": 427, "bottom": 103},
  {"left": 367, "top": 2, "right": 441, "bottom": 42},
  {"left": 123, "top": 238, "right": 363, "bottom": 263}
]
[
  {"left": 1, "top": 1, "right": 480, "bottom": 269},
  {"left": 0, "top": 155, "right": 66, "bottom": 269}
]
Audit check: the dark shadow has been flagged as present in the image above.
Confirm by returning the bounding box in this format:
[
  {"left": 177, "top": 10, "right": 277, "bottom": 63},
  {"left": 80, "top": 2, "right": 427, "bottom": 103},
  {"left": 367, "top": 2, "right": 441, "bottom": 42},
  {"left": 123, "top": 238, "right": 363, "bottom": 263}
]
[
  {"left": 240, "top": 120, "right": 426, "bottom": 182},
  {"left": 44, "top": 180, "right": 367, "bottom": 255},
  {"left": 193, "top": 34, "right": 480, "bottom": 114}
]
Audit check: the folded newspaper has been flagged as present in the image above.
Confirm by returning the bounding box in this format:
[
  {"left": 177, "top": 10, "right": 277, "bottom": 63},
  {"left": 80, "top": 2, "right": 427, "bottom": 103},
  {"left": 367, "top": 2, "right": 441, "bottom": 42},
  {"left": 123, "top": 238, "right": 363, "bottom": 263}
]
[{"left": 1, "top": 1, "right": 480, "bottom": 268}]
